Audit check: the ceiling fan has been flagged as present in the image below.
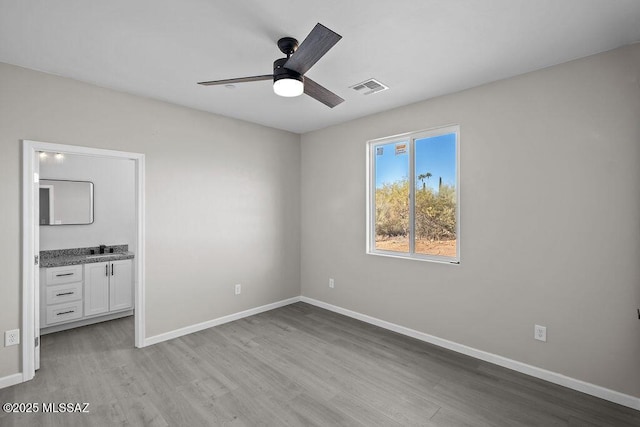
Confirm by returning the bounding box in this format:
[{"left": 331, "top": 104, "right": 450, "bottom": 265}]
[{"left": 198, "top": 23, "right": 344, "bottom": 108}]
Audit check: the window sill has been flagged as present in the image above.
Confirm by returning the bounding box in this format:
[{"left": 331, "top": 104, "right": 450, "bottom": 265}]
[{"left": 367, "top": 250, "right": 460, "bottom": 265}]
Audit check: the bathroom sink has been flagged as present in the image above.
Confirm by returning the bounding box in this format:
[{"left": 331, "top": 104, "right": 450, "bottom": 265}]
[{"left": 85, "top": 253, "right": 118, "bottom": 259}]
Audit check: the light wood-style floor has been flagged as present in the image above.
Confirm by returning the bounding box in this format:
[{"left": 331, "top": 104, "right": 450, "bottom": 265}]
[{"left": 1, "top": 302, "right": 638, "bottom": 426}]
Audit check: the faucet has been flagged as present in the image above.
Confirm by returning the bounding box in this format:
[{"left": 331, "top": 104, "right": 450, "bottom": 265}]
[{"left": 99, "top": 245, "right": 106, "bottom": 254}]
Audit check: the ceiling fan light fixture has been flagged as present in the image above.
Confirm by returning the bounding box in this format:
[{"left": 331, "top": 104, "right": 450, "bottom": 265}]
[
  {"left": 198, "top": 24, "right": 344, "bottom": 107},
  {"left": 273, "top": 57, "right": 304, "bottom": 97},
  {"left": 273, "top": 77, "right": 304, "bottom": 97}
]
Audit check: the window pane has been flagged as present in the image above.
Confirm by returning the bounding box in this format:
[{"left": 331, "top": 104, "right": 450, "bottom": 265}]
[
  {"left": 414, "top": 133, "right": 457, "bottom": 257},
  {"left": 374, "top": 141, "right": 409, "bottom": 253}
]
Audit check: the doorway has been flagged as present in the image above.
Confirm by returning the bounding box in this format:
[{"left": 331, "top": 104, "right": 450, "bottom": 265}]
[{"left": 21, "top": 140, "right": 146, "bottom": 382}]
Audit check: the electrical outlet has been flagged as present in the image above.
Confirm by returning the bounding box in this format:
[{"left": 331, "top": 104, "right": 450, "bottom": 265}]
[
  {"left": 534, "top": 325, "right": 547, "bottom": 342},
  {"left": 5, "top": 329, "right": 20, "bottom": 347},
  {"left": 329, "top": 278, "right": 334, "bottom": 288},
  {"left": 235, "top": 284, "right": 241, "bottom": 295}
]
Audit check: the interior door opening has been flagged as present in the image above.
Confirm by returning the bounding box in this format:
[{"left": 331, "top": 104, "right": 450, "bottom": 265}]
[{"left": 22, "top": 140, "right": 146, "bottom": 382}]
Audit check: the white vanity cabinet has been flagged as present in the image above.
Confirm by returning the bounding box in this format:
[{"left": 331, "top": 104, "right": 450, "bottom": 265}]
[
  {"left": 40, "top": 258, "right": 133, "bottom": 333},
  {"left": 84, "top": 259, "right": 133, "bottom": 316},
  {"left": 41, "top": 265, "right": 84, "bottom": 326}
]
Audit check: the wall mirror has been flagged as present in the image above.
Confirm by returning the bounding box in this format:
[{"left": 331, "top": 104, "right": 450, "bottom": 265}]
[{"left": 39, "top": 179, "right": 94, "bottom": 225}]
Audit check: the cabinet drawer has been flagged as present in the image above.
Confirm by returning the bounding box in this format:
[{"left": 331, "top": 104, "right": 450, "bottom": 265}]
[
  {"left": 46, "top": 282, "right": 82, "bottom": 305},
  {"left": 45, "top": 301, "right": 83, "bottom": 325},
  {"left": 45, "top": 265, "right": 83, "bottom": 285}
]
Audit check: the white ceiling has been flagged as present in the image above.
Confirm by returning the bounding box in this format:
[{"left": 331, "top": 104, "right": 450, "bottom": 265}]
[{"left": 1, "top": 0, "right": 639, "bottom": 134}]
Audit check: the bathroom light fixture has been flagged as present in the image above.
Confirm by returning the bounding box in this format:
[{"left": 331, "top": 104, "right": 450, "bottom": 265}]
[
  {"left": 55, "top": 153, "right": 64, "bottom": 160},
  {"left": 39, "top": 152, "right": 48, "bottom": 159}
]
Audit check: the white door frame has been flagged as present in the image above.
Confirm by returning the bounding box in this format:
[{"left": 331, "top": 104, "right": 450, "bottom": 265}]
[{"left": 21, "top": 140, "right": 146, "bottom": 382}]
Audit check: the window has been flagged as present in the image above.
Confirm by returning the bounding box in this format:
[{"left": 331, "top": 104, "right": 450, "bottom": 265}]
[{"left": 367, "top": 125, "right": 459, "bottom": 263}]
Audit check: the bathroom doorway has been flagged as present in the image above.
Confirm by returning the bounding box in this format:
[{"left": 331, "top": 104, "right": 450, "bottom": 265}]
[{"left": 21, "top": 140, "right": 146, "bottom": 382}]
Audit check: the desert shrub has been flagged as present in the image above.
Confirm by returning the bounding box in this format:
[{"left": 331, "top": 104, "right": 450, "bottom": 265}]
[
  {"left": 375, "top": 179, "right": 409, "bottom": 237},
  {"left": 375, "top": 179, "right": 456, "bottom": 240},
  {"left": 415, "top": 184, "right": 456, "bottom": 240}
]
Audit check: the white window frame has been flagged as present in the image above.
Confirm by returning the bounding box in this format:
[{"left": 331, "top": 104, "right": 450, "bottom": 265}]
[{"left": 366, "top": 124, "right": 460, "bottom": 264}]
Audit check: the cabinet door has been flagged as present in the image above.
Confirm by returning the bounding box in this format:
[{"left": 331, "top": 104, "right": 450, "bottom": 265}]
[
  {"left": 84, "top": 262, "right": 110, "bottom": 316},
  {"left": 110, "top": 259, "right": 133, "bottom": 312}
]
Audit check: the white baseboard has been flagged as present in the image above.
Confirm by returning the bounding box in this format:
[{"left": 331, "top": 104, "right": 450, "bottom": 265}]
[
  {"left": 300, "top": 296, "right": 640, "bottom": 411},
  {"left": 144, "top": 296, "right": 301, "bottom": 346},
  {"left": 0, "top": 373, "right": 23, "bottom": 390}
]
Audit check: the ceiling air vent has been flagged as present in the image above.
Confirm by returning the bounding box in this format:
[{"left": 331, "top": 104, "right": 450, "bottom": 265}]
[{"left": 350, "top": 78, "right": 389, "bottom": 95}]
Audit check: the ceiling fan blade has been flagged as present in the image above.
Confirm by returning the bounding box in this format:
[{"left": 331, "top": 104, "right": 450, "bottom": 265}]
[
  {"left": 284, "top": 23, "right": 342, "bottom": 75},
  {"left": 304, "top": 77, "right": 344, "bottom": 108},
  {"left": 197, "top": 74, "right": 273, "bottom": 86}
]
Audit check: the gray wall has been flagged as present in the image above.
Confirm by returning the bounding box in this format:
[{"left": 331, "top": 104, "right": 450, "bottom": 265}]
[
  {"left": 301, "top": 44, "right": 640, "bottom": 397},
  {"left": 39, "top": 154, "right": 136, "bottom": 252},
  {"left": 0, "top": 62, "right": 301, "bottom": 377}
]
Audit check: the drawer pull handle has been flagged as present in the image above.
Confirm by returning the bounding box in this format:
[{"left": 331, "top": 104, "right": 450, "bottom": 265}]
[
  {"left": 56, "top": 310, "right": 75, "bottom": 316},
  {"left": 56, "top": 292, "right": 74, "bottom": 296},
  {"left": 106, "top": 265, "right": 108, "bottom": 277},
  {"left": 55, "top": 273, "right": 74, "bottom": 277}
]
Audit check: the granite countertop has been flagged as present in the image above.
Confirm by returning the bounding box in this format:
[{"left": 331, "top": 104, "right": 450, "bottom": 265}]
[{"left": 40, "top": 245, "right": 135, "bottom": 268}]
